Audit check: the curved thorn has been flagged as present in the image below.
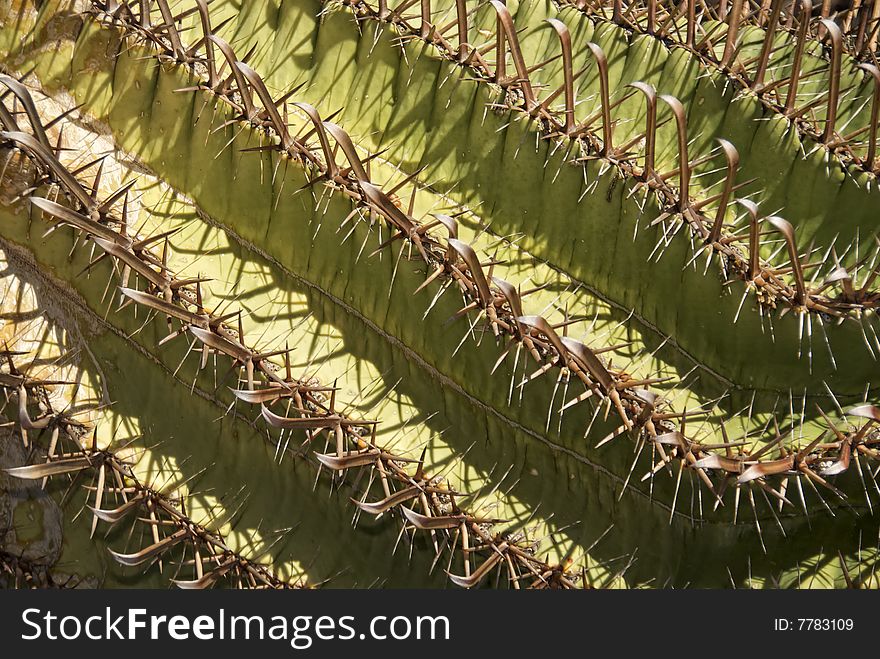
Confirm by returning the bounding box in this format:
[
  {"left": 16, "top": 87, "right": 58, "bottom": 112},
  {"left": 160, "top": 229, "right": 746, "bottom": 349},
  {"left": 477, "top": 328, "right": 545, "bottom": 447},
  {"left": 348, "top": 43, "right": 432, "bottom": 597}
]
[
  {"left": 230, "top": 387, "right": 291, "bottom": 404},
  {"left": 292, "top": 103, "right": 337, "bottom": 178},
  {"left": 858, "top": 63, "right": 880, "bottom": 169},
  {"left": 193, "top": 0, "right": 217, "bottom": 88},
  {"left": 559, "top": 336, "right": 615, "bottom": 391},
  {"left": 753, "top": 0, "right": 784, "bottom": 90},
  {"left": 628, "top": 82, "right": 657, "bottom": 178},
  {"left": 0, "top": 75, "right": 51, "bottom": 151},
  {"left": 448, "top": 547, "right": 506, "bottom": 588},
  {"left": 120, "top": 287, "right": 207, "bottom": 325},
  {"left": 402, "top": 506, "right": 466, "bottom": 530},
  {"left": 586, "top": 42, "right": 613, "bottom": 155},
  {"left": 720, "top": 0, "right": 745, "bottom": 69},
  {"left": 820, "top": 19, "right": 843, "bottom": 143},
  {"left": 30, "top": 197, "right": 123, "bottom": 245},
  {"left": 821, "top": 440, "right": 852, "bottom": 476},
  {"left": 546, "top": 19, "right": 575, "bottom": 134},
  {"left": 3, "top": 132, "right": 92, "bottom": 208},
  {"left": 765, "top": 215, "right": 807, "bottom": 305},
  {"left": 155, "top": 0, "right": 186, "bottom": 59},
  {"left": 189, "top": 326, "right": 252, "bottom": 362},
  {"left": 489, "top": 0, "right": 536, "bottom": 108},
  {"left": 420, "top": 0, "right": 431, "bottom": 38},
  {"left": 5, "top": 457, "right": 92, "bottom": 480},
  {"left": 738, "top": 457, "right": 795, "bottom": 484},
  {"left": 692, "top": 454, "right": 744, "bottom": 473},
  {"left": 454, "top": 0, "right": 469, "bottom": 61},
  {"left": 517, "top": 315, "right": 569, "bottom": 362},
  {"left": 448, "top": 238, "right": 492, "bottom": 305},
  {"left": 108, "top": 529, "right": 187, "bottom": 567},
  {"left": 235, "top": 62, "right": 293, "bottom": 151},
  {"left": 207, "top": 35, "right": 256, "bottom": 119},
  {"left": 18, "top": 385, "right": 50, "bottom": 430},
  {"left": 323, "top": 122, "right": 369, "bottom": 182},
  {"left": 848, "top": 404, "right": 880, "bottom": 422},
  {"left": 709, "top": 138, "right": 740, "bottom": 243},
  {"left": 784, "top": 0, "right": 813, "bottom": 115},
  {"left": 491, "top": 277, "right": 524, "bottom": 327},
  {"left": 315, "top": 450, "right": 384, "bottom": 470},
  {"left": 261, "top": 404, "right": 376, "bottom": 430},
  {"left": 351, "top": 486, "right": 420, "bottom": 515},
  {"left": 432, "top": 213, "right": 459, "bottom": 261},
  {"left": 658, "top": 95, "right": 690, "bottom": 208},
  {"left": 736, "top": 199, "right": 762, "bottom": 280},
  {"left": 90, "top": 236, "right": 169, "bottom": 289},
  {"left": 88, "top": 494, "right": 145, "bottom": 524},
  {"left": 685, "top": 0, "right": 697, "bottom": 48}
]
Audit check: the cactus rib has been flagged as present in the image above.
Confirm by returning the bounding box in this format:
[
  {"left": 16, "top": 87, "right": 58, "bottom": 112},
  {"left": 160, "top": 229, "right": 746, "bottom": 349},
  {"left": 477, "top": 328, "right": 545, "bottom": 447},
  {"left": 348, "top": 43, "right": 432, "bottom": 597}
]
[
  {"left": 10, "top": 438, "right": 308, "bottom": 589},
  {"left": 3, "top": 87, "right": 598, "bottom": 588},
  {"left": 63, "top": 3, "right": 880, "bottom": 506},
  {"left": 84, "top": 0, "right": 880, "bottom": 336},
  {"left": 552, "top": 0, "right": 880, "bottom": 174},
  {"left": 4, "top": 0, "right": 880, "bottom": 588},
  {"left": 11, "top": 0, "right": 872, "bottom": 394},
  {"left": 9, "top": 57, "right": 880, "bottom": 531}
]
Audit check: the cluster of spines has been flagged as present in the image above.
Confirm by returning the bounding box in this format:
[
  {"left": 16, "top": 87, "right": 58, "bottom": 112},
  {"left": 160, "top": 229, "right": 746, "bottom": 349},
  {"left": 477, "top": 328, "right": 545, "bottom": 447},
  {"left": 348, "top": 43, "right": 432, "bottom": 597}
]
[
  {"left": 351, "top": 0, "right": 880, "bottom": 319},
  {"left": 72, "top": 4, "right": 880, "bottom": 533},
  {"left": 89, "top": 0, "right": 880, "bottom": 343},
  {"left": 344, "top": 0, "right": 880, "bottom": 177},
  {"left": 1, "top": 77, "right": 602, "bottom": 588},
  {"left": 559, "top": 0, "right": 880, "bottom": 171},
  {"left": 0, "top": 351, "right": 79, "bottom": 590},
  {"left": 0, "top": 344, "right": 307, "bottom": 589}
]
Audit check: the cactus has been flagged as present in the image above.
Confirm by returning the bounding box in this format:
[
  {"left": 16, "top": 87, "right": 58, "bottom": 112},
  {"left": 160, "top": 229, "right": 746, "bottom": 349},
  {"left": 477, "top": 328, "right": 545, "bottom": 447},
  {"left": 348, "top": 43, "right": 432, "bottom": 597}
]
[{"left": 0, "top": 0, "right": 879, "bottom": 589}]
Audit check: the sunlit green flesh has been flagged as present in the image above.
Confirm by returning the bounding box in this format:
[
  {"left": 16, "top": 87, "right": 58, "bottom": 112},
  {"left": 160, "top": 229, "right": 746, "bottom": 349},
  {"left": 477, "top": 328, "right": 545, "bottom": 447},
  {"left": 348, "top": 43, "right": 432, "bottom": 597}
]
[
  {"left": 4, "top": 0, "right": 877, "bottom": 395},
  {"left": 1, "top": 157, "right": 876, "bottom": 588},
  {"left": 0, "top": 0, "right": 877, "bottom": 587},
  {"left": 0, "top": 215, "right": 454, "bottom": 588},
  {"left": 182, "top": 0, "right": 880, "bottom": 391}
]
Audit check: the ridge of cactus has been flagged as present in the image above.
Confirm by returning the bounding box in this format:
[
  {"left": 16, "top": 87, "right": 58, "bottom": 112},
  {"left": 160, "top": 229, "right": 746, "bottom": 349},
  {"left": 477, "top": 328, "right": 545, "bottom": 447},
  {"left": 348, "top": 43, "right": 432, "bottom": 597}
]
[
  {"left": 0, "top": 144, "right": 468, "bottom": 587},
  {"left": 4, "top": 376, "right": 311, "bottom": 590},
  {"left": 2, "top": 46, "right": 880, "bottom": 588},
  {"left": 0, "top": 240, "right": 328, "bottom": 588},
  {"left": 0, "top": 80, "right": 630, "bottom": 588},
  {"left": 557, "top": 0, "right": 880, "bottom": 65},
  {"left": 553, "top": 0, "right": 880, "bottom": 177},
  {"left": 2, "top": 0, "right": 880, "bottom": 589},
  {"left": 31, "top": 0, "right": 880, "bottom": 394},
  {"left": 0, "top": 251, "right": 306, "bottom": 589}
]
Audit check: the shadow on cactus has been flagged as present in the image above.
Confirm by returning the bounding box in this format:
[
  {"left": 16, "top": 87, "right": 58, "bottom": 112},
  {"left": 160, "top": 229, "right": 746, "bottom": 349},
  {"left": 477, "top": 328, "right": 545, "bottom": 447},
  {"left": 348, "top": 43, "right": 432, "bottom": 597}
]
[{"left": 0, "top": 0, "right": 879, "bottom": 589}]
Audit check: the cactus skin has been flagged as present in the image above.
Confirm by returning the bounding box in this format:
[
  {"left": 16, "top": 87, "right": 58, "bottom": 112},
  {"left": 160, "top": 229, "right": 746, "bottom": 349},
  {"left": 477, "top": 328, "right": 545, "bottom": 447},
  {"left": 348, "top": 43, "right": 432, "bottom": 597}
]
[
  {"left": 0, "top": 0, "right": 879, "bottom": 589},
  {"left": 7, "top": 0, "right": 878, "bottom": 394}
]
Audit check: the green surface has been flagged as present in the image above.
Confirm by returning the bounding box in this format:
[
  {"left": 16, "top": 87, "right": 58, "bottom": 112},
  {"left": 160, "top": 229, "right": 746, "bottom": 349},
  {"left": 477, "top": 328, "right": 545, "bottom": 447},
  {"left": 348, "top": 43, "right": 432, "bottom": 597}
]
[
  {"left": 0, "top": 0, "right": 878, "bottom": 588},
  {"left": 4, "top": 0, "right": 878, "bottom": 394}
]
